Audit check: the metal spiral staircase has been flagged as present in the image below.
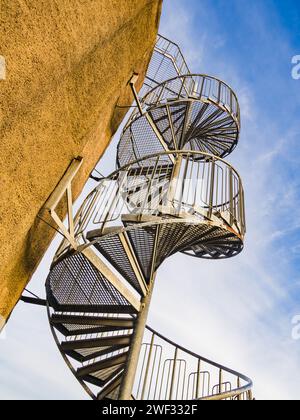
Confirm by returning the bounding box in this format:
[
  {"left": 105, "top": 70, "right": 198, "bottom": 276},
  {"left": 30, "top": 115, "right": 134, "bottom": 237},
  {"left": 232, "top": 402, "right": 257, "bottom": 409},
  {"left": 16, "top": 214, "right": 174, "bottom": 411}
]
[{"left": 42, "top": 35, "right": 253, "bottom": 401}]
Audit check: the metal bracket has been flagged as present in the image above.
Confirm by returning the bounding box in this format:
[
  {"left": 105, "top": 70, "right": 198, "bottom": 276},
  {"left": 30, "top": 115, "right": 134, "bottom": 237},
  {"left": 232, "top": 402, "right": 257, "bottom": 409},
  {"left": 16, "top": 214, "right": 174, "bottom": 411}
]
[
  {"left": 129, "top": 73, "right": 143, "bottom": 116},
  {"left": 20, "top": 296, "right": 47, "bottom": 307},
  {"left": 42, "top": 157, "right": 83, "bottom": 250}
]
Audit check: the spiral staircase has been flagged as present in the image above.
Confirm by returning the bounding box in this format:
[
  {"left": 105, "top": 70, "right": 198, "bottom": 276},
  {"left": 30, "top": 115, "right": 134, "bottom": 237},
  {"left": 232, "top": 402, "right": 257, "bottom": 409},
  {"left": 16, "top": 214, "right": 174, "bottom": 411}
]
[{"left": 42, "top": 35, "right": 253, "bottom": 401}]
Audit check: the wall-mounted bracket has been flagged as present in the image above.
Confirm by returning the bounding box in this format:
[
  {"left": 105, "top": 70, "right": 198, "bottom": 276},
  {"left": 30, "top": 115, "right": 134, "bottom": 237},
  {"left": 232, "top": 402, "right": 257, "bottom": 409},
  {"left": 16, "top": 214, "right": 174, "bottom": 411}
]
[
  {"left": 42, "top": 157, "right": 83, "bottom": 250},
  {"left": 129, "top": 73, "right": 144, "bottom": 116}
]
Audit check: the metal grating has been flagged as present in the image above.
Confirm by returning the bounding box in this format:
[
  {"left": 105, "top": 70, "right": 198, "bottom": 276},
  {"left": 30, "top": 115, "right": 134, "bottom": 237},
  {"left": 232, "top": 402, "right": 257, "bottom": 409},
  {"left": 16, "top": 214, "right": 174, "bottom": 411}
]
[
  {"left": 46, "top": 253, "right": 133, "bottom": 312},
  {"left": 125, "top": 225, "right": 157, "bottom": 282},
  {"left": 139, "top": 34, "right": 191, "bottom": 98},
  {"left": 118, "top": 115, "right": 173, "bottom": 168},
  {"left": 118, "top": 100, "right": 238, "bottom": 169},
  {"left": 90, "top": 234, "right": 144, "bottom": 295},
  {"left": 90, "top": 365, "right": 124, "bottom": 383}
]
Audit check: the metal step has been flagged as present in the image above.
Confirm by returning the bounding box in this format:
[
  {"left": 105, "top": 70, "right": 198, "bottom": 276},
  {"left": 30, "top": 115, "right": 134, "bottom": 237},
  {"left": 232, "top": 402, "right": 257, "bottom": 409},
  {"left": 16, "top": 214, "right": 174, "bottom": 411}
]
[
  {"left": 77, "top": 353, "right": 128, "bottom": 378},
  {"left": 46, "top": 252, "right": 137, "bottom": 314},
  {"left": 64, "top": 345, "right": 128, "bottom": 363},
  {"left": 82, "top": 365, "right": 124, "bottom": 389},
  {"left": 51, "top": 314, "right": 135, "bottom": 328},
  {"left": 61, "top": 334, "right": 132, "bottom": 352},
  {"left": 49, "top": 303, "right": 137, "bottom": 314},
  {"left": 105, "top": 385, "right": 121, "bottom": 400},
  {"left": 87, "top": 231, "right": 147, "bottom": 296},
  {"left": 119, "top": 100, "right": 238, "bottom": 166},
  {"left": 121, "top": 219, "right": 158, "bottom": 283},
  {"left": 97, "top": 373, "right": 123, "bottom": 400},
  {"left": 52, "top": 323, "right": 132, "bottom": 337}
]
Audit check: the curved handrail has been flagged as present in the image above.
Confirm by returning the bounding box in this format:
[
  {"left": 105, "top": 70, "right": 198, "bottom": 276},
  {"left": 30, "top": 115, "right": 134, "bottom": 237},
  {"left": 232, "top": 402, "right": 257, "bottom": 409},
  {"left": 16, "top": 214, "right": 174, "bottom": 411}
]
[
  {"left": 142, "top": 73, "right": 240, "bottom": 118},
  {"left": 124, "top": 74, "right": 240, "bottom": 132},
  {"left": 139, "top": 326, "right": 253, "bottom": 401},
  {"left": 103, "top": 150, "right": 244, "bottom": 188},
  {"left": 75, "top": 151, "right": 245, "bottom": 238},
  {"left": 119, "top": 76, "right": 240, "bottom": 167}
]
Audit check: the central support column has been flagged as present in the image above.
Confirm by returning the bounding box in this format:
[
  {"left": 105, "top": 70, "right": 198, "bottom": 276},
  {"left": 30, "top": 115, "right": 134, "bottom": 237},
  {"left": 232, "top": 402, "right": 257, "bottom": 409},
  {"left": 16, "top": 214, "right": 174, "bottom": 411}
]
[{"left": 119, "top": 275, "right": 156, "bottom": 400}]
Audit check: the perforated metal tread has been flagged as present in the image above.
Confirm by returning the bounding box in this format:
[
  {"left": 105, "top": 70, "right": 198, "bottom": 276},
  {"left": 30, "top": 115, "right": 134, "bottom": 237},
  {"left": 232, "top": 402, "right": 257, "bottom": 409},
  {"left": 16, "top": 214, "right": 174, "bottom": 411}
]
[
  {"left": 86, "top": 232, "right": 145, "bottom": 295},
  {"left": 125, "top": 225, "right": 158, "bottom": 282},
  {"left": 48, "top": 306, "right": 134, "bottom": 398},
  {"left": 118, "top": 99, "right": 239, "bottom": 167},
  {"left": 120, "top": 219, "right": 243, "bottom": 274},
  {"left": 149, "top": 101, "right": 237, "bottom": 154},
  {"left": 97, "top": 370, "right": 124, "bottom": 400},
  {"left": 46, "top": 252, "right": 135, "bottom": 314},
  {"left": 183, "top": 234, "right": 243, "bottom": 259}
]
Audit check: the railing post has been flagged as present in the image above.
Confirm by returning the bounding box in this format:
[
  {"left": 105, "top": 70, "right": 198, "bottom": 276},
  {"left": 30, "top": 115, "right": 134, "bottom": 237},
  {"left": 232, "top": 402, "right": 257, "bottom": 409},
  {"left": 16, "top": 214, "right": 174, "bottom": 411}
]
[
  {"left": 141, "top": 333, "right": 155, "bottom": 400},
  {"left": 237, "top": 377, "right": 242, "bottom": 401},
  {"left": 229, "top": 167, "right": 234, "bottom": 225},
  {"left": 167, "top": 154, "right": 182, "bottom": 212},
  {"left": 196, "top": 359, "right": 201, "bottom": 399},
  {"left": 208, "top": 159, "right": 216, "bottom": 218},
  {"left": 169, "top": 347, "right": 178, "bottom": 400},
  {"left": 219, "top": 369, "right": 223, "bottom": 395},
  {"left": 217, "top": 81, "right": 221, "bottom": 103},
  {"left": 240, "top": 185, "right": 246, "bottom": 235}
]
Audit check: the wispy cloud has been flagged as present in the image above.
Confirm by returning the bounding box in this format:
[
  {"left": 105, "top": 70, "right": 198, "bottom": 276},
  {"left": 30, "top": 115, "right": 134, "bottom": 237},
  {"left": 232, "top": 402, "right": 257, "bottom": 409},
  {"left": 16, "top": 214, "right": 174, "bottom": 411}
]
[
  {"left": 1, "top": 0, "right": 300, "bottom": 401},
  {"left": 153, "top": 0, "right": 300, "bottom": 400}
]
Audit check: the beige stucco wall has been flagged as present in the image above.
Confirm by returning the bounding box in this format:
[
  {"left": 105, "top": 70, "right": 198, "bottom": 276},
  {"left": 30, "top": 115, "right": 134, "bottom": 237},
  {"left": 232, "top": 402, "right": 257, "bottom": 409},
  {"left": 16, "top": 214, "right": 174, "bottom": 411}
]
[{"left": 0, "top": 0, "right": 162, "bottom": 321}]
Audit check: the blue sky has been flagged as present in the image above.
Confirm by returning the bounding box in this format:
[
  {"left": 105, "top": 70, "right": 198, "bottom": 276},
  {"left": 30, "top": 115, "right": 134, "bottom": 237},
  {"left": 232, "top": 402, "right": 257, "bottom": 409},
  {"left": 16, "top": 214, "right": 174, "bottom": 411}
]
[{"left": 1, "top": 0, "right": 300, "bottom": 400}]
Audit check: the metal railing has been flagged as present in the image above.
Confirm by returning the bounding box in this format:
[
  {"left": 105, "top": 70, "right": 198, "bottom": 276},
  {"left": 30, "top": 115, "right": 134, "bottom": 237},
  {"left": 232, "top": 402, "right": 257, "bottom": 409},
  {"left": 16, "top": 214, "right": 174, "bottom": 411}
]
[
  {"left": 141, "top": 74, "right": 240, "bottom": 126},
  {"left": 72, "top": 151, "right": 245, "bottom": 243},
  {"left": 139, "top": 34, "right": 191, "bottom": 99},
  {"left": 156, "top": 34, "right": 190, "bottom": 75},
  {"left": 134, "top": 326, "right": 253, "bottom": 401}
]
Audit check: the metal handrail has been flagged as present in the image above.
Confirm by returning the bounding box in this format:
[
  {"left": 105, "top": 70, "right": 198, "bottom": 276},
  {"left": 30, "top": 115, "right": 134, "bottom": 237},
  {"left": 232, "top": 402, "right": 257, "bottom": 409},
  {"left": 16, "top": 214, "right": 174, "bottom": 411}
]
[
  {"left": 73, "top": 151, "right": 245, "bottom": 239},
  {"left": 155, "top": 34, "right": 191, "bottom": 77},
  {"left": 141, "top": 74, "right": 240, "bottom": 123},
  {"left": 139, "top": 34, "right": 191, "bottom": 95},
  {"left": 134, "top": 326, "right": 253, "bottom": 401}
]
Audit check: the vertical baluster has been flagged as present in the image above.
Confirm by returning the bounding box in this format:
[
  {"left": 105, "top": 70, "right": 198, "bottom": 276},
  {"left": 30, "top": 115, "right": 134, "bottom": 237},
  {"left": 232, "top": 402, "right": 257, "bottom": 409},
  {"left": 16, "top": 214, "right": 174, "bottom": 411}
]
[
  {"left": 169, "top": 347, "right": 178, "bottom": 400},
  {"left": 237, "top": 377, "right": 242, "bottom": 401},
  {"left": 196, "top": 359, "right": 201, "bottom": 399},
  {"left": 177, "top": 155, "right": 189, "bottom": 213},
  {"left": 199, "top": 76, "right": 205, "bottom": 99},
  {"left": 219, "top": 368, "right": 223, "bottom": 395},
  {"left": 141, "top": 333, "right": 155, "bottom": 400},
  {"left": 229, "top": 167, "right": 234, "bottom": 226},
  {"left": 167, "top": 154, "right": 182, "bottom": 211},
  {"left": 208, "top": 159, "right": 216, "bottom": 218},
  {"left": 141, "top": 156, "right": 159, "bottom": 217},
  {"left": 217, "top": 80, "right": 221, "bottom": 103},
  {"left": 101, "top": 171, "right": 127, "bottom": 230}
]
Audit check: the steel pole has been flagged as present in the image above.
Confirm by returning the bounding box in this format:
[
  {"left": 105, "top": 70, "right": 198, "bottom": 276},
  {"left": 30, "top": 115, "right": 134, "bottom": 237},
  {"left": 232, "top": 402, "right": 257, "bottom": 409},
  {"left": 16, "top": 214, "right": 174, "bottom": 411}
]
[{"left": 119, "top": 275, "right": 156, "bottom": 400}]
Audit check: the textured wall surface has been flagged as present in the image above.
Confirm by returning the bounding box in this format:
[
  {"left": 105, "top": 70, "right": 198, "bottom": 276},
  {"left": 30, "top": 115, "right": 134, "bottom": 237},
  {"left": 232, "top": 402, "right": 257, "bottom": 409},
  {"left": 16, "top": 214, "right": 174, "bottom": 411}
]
[{"left": 0, "top": 0, "right": 162, "bottom": 321}]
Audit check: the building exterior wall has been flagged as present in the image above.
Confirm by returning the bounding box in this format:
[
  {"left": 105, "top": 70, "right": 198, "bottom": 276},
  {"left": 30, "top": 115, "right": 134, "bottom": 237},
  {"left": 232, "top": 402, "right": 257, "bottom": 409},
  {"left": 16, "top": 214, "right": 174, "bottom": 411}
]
[{"left": 0, "top": 0, "right": 162, "bottom": 321}]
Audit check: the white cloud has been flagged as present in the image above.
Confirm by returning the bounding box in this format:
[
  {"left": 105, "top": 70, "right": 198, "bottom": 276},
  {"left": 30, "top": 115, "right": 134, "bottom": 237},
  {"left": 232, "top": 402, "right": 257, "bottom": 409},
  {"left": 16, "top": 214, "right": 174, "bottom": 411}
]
[{"left": 1, "top": 0, "right": 300, "bottom": 401}]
